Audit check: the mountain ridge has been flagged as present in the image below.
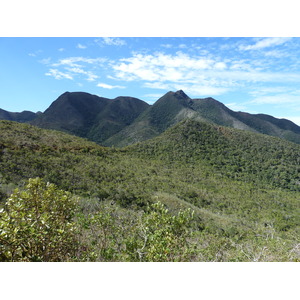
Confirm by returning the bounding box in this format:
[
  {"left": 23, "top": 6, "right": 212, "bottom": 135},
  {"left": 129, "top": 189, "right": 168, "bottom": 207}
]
[{"left": 1, "top": 90, "right": 300, "bottom": 146}]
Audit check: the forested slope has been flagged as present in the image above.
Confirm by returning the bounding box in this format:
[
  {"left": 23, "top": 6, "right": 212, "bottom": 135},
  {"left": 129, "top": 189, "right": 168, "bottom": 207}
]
[{"left": 0, "top": 120, "right": 299, "bottom": 261}]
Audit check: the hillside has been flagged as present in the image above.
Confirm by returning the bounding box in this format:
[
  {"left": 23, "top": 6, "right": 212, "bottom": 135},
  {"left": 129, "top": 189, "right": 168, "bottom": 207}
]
[
  {"left": 0, "top": 120, "right": 299, "bottom": 261},
  {"left": 130, "top": 119, "right": 300, "bottom": 191}
]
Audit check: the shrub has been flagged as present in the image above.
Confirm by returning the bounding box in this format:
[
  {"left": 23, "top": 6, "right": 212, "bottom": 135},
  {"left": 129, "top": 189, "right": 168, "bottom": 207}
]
[
  {"left": 126, "top": 202, "right": 195, "bottom": 262},
  {"left": 0, "top": 178, "right": 79, "bottom": 261}
]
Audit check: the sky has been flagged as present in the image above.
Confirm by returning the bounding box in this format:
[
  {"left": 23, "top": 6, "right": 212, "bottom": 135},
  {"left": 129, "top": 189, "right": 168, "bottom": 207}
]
[
  {"left": 0, "top": 37, "right": 300, "bottom": 125},
  {"left": 2, "top": 37, "right": 300, "bottom": 125}
]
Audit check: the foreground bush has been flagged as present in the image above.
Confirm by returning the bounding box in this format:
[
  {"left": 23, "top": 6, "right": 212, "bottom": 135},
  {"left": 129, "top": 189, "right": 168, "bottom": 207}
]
[{"left": 0, "top": 178, "right": 79, "bottom": 261}]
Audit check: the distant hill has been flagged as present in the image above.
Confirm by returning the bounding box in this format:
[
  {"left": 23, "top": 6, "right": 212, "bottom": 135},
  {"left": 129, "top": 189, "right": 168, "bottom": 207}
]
[
  {"left": 0, "top": 108, "right": 38, "bottom": 123},
  {"left": 2, "top": 90, "right": 300, "bottom": 146}
]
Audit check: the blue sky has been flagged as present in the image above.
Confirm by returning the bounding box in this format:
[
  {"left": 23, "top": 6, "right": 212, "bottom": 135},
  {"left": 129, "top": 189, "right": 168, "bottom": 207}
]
[{"left": 1, "top": 37, "right": 300, "bottom": 125}]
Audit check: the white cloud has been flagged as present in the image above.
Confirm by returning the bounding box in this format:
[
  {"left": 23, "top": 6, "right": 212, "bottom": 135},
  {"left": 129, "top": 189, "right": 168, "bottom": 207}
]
[
  {"left": 52, "top": 57, "right": 107, "bottom": 67},
  {"left": 239, "top": 37, "right": 292, "bottom": 51},
  {"left": 111, "top": 52, "right": 300, "bottom": 96},
  {"left": 45, "top": 69, "right": 73, "bottom": 80},
  {"left": 97, "top": 83, "right": 125, "bottom": 89},
  {"left": 45, "top": 56, "right": 107, "bottom": 82},
  {"left": 113, "top": 52, "right": 219, "bottom": 84},
  {"left": 102, "top": 37, "right": 126, "bottom": 46},
  {"left": 66, "top": 67, "right": 98, "bottom": 81},
  {"left": 108, "top": 51, "right": 300, "bottom": 99},
  {"left": 77, "top": 44, "right": 87, "bottom": 49},
  {"left": 214, "top": 62, "right": 227, "bottom": 70},
  {"left": 58, "top": 48, "right": 65, "bottom": 52},
  {"left": 41, "top": 45, "right": 300, "bottom": 103}
]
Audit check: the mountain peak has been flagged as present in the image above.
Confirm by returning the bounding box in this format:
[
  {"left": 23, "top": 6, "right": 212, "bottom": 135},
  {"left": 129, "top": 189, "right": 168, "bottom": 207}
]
[{"left": 174, "top": 90, "right": 190, "bottom": 99}]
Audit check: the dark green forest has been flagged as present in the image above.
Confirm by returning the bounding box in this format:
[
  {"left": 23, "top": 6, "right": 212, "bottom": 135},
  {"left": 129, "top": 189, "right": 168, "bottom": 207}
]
[{"left": 0, "top": 120, "right": 299, "bottom": 261}]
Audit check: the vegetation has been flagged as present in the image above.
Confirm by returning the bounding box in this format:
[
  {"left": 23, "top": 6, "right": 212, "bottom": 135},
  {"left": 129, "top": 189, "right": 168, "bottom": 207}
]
[
  {"left": 0, "top": 178, "right": 79, "bottom": 261},
  {"left": 0, "top": 120, "right": 300, "bottom": 261},
  {"left": 0, "top": 178, "right": 195, "bottom": 262}
]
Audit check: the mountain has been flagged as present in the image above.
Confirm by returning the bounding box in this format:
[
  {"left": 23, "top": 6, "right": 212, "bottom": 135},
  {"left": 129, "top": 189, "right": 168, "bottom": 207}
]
[
  {"left": 31, "top": 92, "right": 149, "bottom": 144},
  {"left": 103, "top": 90, "right": 197, "bottom": 146},
  {"left": 2, "top": 90, "right": 300, "bottom": 146},
  {"left": 104, "top": 90, "right": 300, "bottom": 146},
  {"left": 0, "top": 108, "right": 38, "bottom": 123}
]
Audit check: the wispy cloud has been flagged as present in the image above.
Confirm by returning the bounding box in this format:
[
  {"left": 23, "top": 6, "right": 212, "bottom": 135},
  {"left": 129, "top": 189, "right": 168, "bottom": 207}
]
[
  {"left": 101, "top": 37, "right": 126, "bottom": 46},
  {"left": 52, "top": 57, "right": 107, "bottom": 67},
  {"left": 66, "top": 67, "right": 98, "bottom": 81},
  {"left": 44, "top": 57, "right": 106, "bottom": 81},
  {"left": 97, "top": 83, "right": 125, "bottom": 89},
  {"left": 45, "top": 69, "right": 73, "bottom": 80},
  {"left": 77, "top": 43, "right": 87, "bottom": 49},
  {"left": 110, "top": 51, "right": 300, "bottom": 97},
  {"left": 239, "top": 37, "right": 292, "bottom": 51}
]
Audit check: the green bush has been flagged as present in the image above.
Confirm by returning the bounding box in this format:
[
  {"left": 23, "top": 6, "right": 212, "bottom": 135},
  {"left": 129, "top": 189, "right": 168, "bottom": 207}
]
[
  {"left": 126, "top": 202, "right": 195, "bottom": 262},
  {"left": 0, "top": 178, "right": 79, "bottom": 261}
]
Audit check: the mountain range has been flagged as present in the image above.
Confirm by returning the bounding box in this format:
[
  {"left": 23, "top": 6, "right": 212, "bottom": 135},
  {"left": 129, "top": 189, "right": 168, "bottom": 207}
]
[{"left": 1, "top": 90, "right": 300, "bottom": 146}]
